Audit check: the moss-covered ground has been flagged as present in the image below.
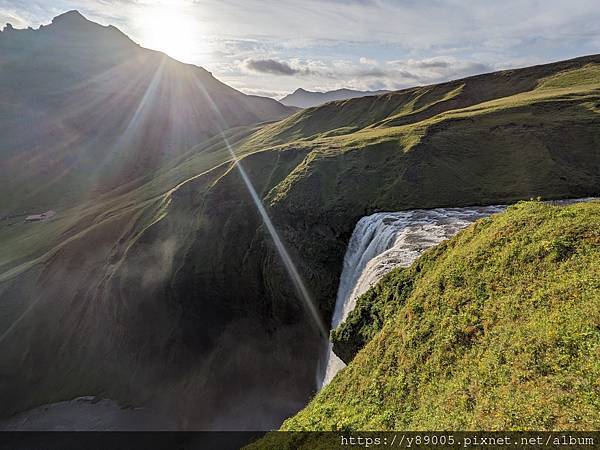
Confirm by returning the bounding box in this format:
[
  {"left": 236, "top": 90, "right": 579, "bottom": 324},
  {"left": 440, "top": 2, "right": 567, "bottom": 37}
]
[{"left": 280, "top": 201, "right": 600, "bottom": 435}]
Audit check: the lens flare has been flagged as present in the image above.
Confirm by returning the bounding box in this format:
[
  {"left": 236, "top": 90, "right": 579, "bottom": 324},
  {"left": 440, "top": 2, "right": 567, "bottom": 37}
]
[
  {"left": 189, "top": 74, "right": 328, "bottom": 340},
  {"left": 136, "top": 4, "right": 203, "bottom": 64}
]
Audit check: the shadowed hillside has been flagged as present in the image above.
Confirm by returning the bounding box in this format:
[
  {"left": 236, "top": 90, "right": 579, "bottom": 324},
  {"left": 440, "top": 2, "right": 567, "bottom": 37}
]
[
  {"left": 0, "top": 11, "right": 293, "bottom": 212},
  {"left": 1, "top": 42, "right": 599, "bottom": 429}
]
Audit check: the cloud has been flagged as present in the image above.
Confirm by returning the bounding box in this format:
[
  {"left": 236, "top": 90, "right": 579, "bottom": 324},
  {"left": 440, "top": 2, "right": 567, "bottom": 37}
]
[
  {"left": 408, "top": 59, "right": 451, "bottom": 69},
  {"left": 244, "top": 58, "right": 311, "bottom": 76},
  {"left": 359, "top": 57, "right": 377, "bottom": 65},
  {"left": 230, "top": 55, "right": 497, "bottom": 96},
  {"left": 384, "top": 58, "right": 495, "bottom": 86},
  {"left": 240, "top": 88, "right": 288, "bottom": 98},
  {"left": 351, "top": 67, "right": 389, "bottom": 78},
  {"left": 297, "top": 57, "right": 495, "bottom": 92},
  {"left": 4, "top": 0, "right": 599, "bottom": 97}
]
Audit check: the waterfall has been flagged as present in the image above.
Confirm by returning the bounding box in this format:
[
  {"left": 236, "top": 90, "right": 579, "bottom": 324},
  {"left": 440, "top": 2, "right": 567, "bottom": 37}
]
[{"left": 319, "top": 205, "right": 506, "bottom": 388}]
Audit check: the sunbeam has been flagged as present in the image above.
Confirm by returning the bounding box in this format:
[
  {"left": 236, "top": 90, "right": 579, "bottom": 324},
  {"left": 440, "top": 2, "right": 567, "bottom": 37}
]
[
  {"left": 135, "top": 3, "right": 202, "bottom": 64},
  {"left": 189, "top": 73, "right": 328, "bottom": 341}
]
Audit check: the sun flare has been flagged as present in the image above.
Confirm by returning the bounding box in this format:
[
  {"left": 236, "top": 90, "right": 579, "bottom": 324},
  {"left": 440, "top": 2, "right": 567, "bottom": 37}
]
[{"left": 136, "top": 5, "right": 201, "bottom": 63}]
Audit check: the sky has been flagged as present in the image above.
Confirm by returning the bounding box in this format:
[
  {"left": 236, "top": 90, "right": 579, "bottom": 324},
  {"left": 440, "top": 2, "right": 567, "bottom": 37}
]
[{"left": 2, "top": 0, "right": 600, "bottom": 98}]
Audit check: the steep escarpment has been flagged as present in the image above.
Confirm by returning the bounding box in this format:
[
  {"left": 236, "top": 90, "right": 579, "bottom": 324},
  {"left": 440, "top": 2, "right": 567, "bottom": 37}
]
[
  {"left": 278, "top": 201, "right": 600, "bottom": 438},
  {"left": 1, "top": 55, "right": 599, "bottom": 429}
]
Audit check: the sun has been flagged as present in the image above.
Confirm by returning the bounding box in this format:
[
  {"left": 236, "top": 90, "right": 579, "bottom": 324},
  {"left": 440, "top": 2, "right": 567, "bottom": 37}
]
[{"left": 136, "top": 5, "right": 201, "bottom": 64}]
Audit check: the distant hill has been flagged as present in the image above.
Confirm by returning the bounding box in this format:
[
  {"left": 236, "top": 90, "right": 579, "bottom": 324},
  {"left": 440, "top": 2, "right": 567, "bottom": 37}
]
[
  {"left": 279, "top": 87, "right": 389, "bottom": 108},
  {"left": 0, "top": 10, "right": 294, "bottom": 210}
]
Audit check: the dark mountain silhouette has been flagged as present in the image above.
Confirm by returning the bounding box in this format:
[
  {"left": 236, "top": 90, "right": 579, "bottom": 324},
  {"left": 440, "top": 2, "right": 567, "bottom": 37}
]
[{"left": 0, "top": 11, "right": 293, "bottom": 210}]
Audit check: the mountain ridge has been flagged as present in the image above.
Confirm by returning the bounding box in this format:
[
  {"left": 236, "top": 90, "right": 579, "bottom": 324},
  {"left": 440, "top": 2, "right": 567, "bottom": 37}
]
[
  {"left": 260, "top": 53, "right": 600, "bottom": 146},
  {"left": 0, "top": 11, "right": 294, "bottom": 211},
  {"left": 280, "top": 87, "right": 390, "bottom": 108}
]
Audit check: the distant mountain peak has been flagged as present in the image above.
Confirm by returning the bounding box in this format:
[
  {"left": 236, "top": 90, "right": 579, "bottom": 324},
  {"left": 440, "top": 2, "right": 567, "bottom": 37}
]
[
  {"left": 52, "top": 10, "right": 88, "bottom": 25},
  {"left": 280, "top": 87, "right": 389, "bottom": 108},
  {"left": 30, "top": 10, "right": 138, "bottom": 48}
]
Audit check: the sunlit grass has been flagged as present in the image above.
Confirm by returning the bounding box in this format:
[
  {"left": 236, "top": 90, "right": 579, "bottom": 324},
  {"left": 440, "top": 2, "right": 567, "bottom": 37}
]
[{"left": 278, "top": 201, "right": 600, "bottom": 435}]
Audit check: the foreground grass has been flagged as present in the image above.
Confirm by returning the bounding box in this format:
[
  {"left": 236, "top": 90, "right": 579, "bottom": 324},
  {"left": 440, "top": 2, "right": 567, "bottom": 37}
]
[{"left": 281, "top": 201, "right": 600, "bottom": 434}]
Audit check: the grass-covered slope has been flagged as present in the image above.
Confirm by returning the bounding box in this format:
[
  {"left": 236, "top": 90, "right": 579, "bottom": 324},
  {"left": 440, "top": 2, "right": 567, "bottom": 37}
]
[
  {"left": 247, "top": 54, "right": 600, "bottom": 147},
  {"left": 283, "top": 201, "right": 600, "bottom": 432},
  {"left": 263, "top": 59, "right": 600, "bottom": 221}
]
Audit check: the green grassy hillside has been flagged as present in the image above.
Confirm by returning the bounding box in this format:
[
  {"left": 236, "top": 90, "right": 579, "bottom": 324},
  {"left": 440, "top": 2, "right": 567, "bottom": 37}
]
[
  {"left": 280, "top": 201, "right": 600, "bottom": 437},
  {"left": 246, "top": 54, "right": 600, "bottom": 147},
  {"left": 263, "top": 60, "right": 600, "bottom": 220},
  {"left": 1, "top": 53, "right": 599, "bottom": 429}
]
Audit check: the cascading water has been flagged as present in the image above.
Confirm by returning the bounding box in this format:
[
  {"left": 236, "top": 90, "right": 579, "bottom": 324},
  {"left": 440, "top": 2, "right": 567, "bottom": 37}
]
[{"left": 319, "top": 205, "right": 506, "bottom": 388}]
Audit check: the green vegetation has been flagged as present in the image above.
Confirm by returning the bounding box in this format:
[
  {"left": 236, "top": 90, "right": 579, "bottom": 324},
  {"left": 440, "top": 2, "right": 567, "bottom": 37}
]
[
  {"left": 537, "top": 63, "right": 600, "bottom": 90},
  {"left": 280, "top": 201, "right": 600, "bottom": 436},
  {"left": 331, "top": 268, "right": 416, "bottom": 365}
]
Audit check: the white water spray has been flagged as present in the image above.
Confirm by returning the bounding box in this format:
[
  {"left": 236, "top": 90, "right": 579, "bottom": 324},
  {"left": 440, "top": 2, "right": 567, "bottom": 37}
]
[{"left": 319, "top": 205, "right": 506, "bottom": 388}]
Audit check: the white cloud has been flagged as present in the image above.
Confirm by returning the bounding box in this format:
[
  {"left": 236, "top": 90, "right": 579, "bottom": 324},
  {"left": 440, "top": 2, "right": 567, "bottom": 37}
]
[
  {"left": 243, "top": 58, "right": 313, "bottom": 76},
  {"left": 359, "top": 57, "right": 377, "bottom": 66}
]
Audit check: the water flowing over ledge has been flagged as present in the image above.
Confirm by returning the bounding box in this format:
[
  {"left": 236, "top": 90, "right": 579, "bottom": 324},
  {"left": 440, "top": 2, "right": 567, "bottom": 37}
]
[
  {"left": 318, "top": 198, "right": 598, "bottom": 389},
  {"left": 319, "top": 205, "right": 507, "bottom": 388}
]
